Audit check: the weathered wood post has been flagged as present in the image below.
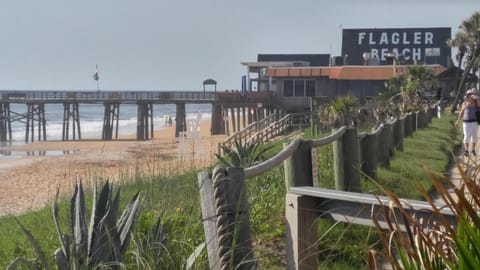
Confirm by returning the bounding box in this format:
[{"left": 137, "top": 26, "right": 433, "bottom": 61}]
[
  {"left": 385, "top": 122, "right": 394, "bottom": 157},
  {"left": 412, "top": 112, "right": 418, "bottom": 133},
  {"left": 285, "top": 193, "right": 318, "bottom": 270},
  {"left": 360, "top": 132, "right": 378, "bottom": 180},
  {"left": 404, "top": 113, "right": 412, "bottom": 137},
  {"left": 377, "top": 124, "right": 390, "bottom": 168},
  {"left": 212, "top": 166, "right": 256, "bottom": 270},
  {"left": 198, "top": 171, "right": 220, "bottom": 270},
  {"left": 396, "top": 117, "right": 405, "bottom": 151},
  {"left": 417, "top": 110, "right": 425, "bottom": 129},
  {"left": 284, "top": 139, "right": 314, "bottom": 188},
  {"left": 333, "top": 128, "right": 361, "bottom": 192}
]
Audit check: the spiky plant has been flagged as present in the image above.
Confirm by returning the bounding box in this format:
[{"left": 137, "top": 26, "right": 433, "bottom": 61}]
[
  {"left": 330, "top": 95, "right": 358, "bottom": 127},
  {"left": 216, "top": 140, "right": 274, "bottom": 167},
  {"left": 368, "top": 161, "right": 480, "bottom": 270},
  {"left": 8, "top": 181, "right": 142, "bottom": 270}
]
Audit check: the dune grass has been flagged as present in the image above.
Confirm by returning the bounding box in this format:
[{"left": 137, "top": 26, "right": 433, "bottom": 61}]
[{"left": 0, "top": 112, "right": 460, "bottom": 269}]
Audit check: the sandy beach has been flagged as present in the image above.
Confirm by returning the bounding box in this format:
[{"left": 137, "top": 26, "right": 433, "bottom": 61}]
[{"left": 0, "top": 120, "right": 225, "bottom": 216}]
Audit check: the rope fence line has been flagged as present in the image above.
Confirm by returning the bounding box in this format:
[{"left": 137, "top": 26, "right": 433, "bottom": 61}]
[{"left": 199, "top": 105, "right": 441, "bottom": 269}]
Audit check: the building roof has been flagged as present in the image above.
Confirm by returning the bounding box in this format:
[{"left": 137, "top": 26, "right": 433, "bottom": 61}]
[
  {"left": 240, "top": 61, "right": 310, "bottom": 68},
  {"left": 265, "top": 65, "right": 446, "bottom": 80},
  {"left": 257, "top": 54, "right": 331, "bottom": 67}
]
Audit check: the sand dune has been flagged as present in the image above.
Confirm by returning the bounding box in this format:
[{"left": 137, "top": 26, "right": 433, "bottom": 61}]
[{"left": 0, "top": 120, "right": 225, "bottom": 216}]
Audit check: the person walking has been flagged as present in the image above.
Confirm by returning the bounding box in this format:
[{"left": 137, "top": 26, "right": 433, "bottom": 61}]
[{"left": 455, "top": 88, "right": 480, "bottom": 156}]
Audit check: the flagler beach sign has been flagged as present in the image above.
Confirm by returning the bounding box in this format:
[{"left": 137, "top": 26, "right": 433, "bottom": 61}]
[{"left": 341, "top": 27, "right": 451, "bottom": 66}]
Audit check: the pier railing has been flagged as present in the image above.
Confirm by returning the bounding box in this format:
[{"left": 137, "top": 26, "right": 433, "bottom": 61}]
[
  {"left": 246, "top": 112, "right": 313, "bottom": 144},
  {"left": 0, "top": 90, "right": 217, "bottom": 104},
  {"left": 198, "top": 105, "right": 455, "bottom": 269},
  {"left": 220, "top": 112, "right": 316, "bottom": 154},
  {"left": 220, "top": 112, "right": 281, "bottom": 152}
]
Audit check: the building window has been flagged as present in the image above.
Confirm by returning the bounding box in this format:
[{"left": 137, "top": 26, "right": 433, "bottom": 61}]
[
  {"left": 283, "top": 79, "right": 316, "bottom": 97},
  {"left": 306, "top": 80, "right": 315, "bottom": 96},
  {"left": 294, "top": 80, "right": 305, "bottom": 96},
  {"left": 284, "top": 80, "right": 294, "bottom": 96}
]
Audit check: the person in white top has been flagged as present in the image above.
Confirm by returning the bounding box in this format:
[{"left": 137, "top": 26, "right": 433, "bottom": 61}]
[{"left": 455, "top": 88, "right": 480, "bottom": 156}]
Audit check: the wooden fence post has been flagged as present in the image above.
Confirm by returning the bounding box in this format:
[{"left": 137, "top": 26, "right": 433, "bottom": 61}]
[
  {"left": 284, "top": 140, "right": 314, "bottom": 189},
  {"left": 360, "top": 133, "right": 378, "bottom": 179},
  {"left": 285, "top": 193, "right": 318, "bottom": 270},
  {"left": 198, "top": 171, "right": 220, "bottom": 270},
  {"left": 392, "top": 118, "right": 404, "bottom": 152},
  {"left": 377, "top": 124, "right": 390, "bottom": 168},
  {"left": 386, "top": 122, "right": 394, "bottom": 157},
  {"left": 404, "top": 113, "right": 412, "bottom": 137},
  {"left": 333, "top": 128, "right": 361, "bottom": 192},
  {"left": 212, "top": 167, "right": 256, "bottom": 270},
  {"left": 396, "top": 117, "right": 405, "bottom": 151},
  {"left": 422, "top": 110, "right": 427, "bottom": 128},
  {"left": 412, "top": 112, "right": 418, "bottom": 133}
]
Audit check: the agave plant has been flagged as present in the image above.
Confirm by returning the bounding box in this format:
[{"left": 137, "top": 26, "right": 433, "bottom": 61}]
[
  {"left": 8, "top": 181, "right": 142, "bottom": 270},
  {"left": 216, "top": 140, "right": 274, "bottom": 167}
]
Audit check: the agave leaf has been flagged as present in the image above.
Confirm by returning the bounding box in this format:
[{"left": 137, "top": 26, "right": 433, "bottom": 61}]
[
  {"left": 14, "top": 217, "right": 50, "bottom": 270},
  {"left": 94, "top": 181, "right": 112, "bottom": 229},
  {"left": 88, "top": 180, "right": 112, "bottom": 260},
  {"left": 90, "top": 214, "right": 115, "bottom": 265},
  {"left": 89, "top": 182, "right": 115, "bottom": 265},
  {"left": 215, "top": 154, "right": 233, "bottom": 167},
  {"left": 52, "top": 189, "right": 69, "bottom": 267},
  {"left": 107, "top": 188, "right": 122, "bottom": 261},
  {"left": 71, "top": 182, "right": 88, "bottom": 261},
  {"left": 117, "top": 192, "right": 141, "bottom": 255},
  {"left": 107, "top": 188, "right": 121, "bottom": 230},
  {"left": 87, "top": 179, "right": 98, "bottom": 263},
  {"left": 6, "top": 257, "right": 39, "bottom": 270},
  {"left": 54, "top": 248, "right": 69, "bottom": 270}
]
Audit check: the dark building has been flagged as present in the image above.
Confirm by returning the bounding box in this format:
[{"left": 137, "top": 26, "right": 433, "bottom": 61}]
[
  {"left": 341, "top": 27, "right": 452, "bottom": 66},
  {"left": 238, "top": 28, "right": 454, "bottom": 112}
]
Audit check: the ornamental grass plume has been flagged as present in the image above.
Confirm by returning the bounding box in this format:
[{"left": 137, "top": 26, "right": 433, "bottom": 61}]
[{"left": 368, "top": 160, "right": 480, "bottom": 269}]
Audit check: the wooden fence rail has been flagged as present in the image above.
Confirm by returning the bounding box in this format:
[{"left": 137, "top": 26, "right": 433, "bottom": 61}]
[{"left": 198, "top": 105, "right": 447, "bottom": 269}]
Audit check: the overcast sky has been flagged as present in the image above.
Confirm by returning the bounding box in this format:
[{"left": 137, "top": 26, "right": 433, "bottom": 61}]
[{"left": 0, "top": 0, "right": 477, "bottom": 91}]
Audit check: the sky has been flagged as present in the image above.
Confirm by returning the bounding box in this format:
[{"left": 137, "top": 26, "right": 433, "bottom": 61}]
[{"left": 0, "top": 0, "right": 478, "bottom": 91}]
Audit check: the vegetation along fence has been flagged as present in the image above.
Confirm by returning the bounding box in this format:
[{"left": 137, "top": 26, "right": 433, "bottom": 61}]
[{"left": 198, "top": 105, "right": 456, "bottom": 270}]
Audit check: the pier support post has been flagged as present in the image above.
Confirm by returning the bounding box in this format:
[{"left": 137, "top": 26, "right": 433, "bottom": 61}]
[
  {"left": 137, "top": 102, "right": 153, "bottom": 141},
  {"left": 0, "top": 103, "right": 11, "bottom": 142},
  {"left": 224, "top": 107, "right": 230, "bottom": 136},
  {"left": 62, "top": 103, "right": 81, "bottom": 141},
  {"left": 242, "top": 106, "right": 246, "bottom": 129},
  {"left": 211, "top": 104, "right": 225, "bottom": 135},
  {"left": 102, "top": 103, "right": 120, "bottom": 140},
  {"left": 175, "top": 102, "right": 186, "bottom": 138},
  {"left": 26, "top": 103, "right": 47, "bottom": 142},
  {"left": 230, "top": 107, "right": 237, "bottom": 133}
]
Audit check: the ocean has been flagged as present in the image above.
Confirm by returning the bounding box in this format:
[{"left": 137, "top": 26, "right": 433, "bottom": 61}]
[{"left": 1, "top": 102, "right": 212, "bottom": 153}]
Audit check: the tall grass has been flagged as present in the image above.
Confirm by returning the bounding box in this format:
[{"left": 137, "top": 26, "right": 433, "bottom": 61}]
[{"left": 0, "top": 113, "right": 460, "bottom": 269}]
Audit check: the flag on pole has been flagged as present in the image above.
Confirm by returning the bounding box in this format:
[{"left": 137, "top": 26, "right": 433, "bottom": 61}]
[{"left": 92, "top": 64, "right": 99, "bottom": 81}]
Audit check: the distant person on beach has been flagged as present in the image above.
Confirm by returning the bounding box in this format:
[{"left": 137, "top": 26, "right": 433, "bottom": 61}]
[{"left": 455, "top": 88, "right": 480, "bottom": 156}]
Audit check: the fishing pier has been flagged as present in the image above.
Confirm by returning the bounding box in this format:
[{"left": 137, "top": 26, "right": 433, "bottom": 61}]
[{"left": 0, "top": 90, "right": 275, "bottom": 142}]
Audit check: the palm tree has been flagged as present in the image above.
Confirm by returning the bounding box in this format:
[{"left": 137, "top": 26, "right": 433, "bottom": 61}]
[{"left": 448, "top": 11, "right": 480, "bottom": 112}]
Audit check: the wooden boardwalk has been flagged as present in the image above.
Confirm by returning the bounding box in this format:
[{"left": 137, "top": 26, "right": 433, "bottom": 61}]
[{"left": 0, "top": 90, "right": 217, "bottom": 104}]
